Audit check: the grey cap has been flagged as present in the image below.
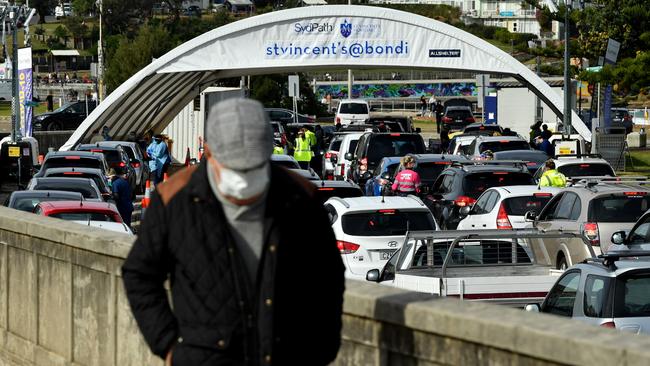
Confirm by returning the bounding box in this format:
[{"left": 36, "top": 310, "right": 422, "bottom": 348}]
[{"left": 205, "top": 98, "right": 273, "bottom": 170}]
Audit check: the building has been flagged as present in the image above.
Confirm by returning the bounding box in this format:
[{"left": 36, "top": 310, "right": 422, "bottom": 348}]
[{"left": 463, "top": 0, "right": 541, "bottom": 36}]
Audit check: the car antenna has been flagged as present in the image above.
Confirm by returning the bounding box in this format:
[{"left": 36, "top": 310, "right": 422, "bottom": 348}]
[
  {"left": 321, "top": 180, "right": 325, "bottom": 187},
  {"left": 381, "top": 186, "right": 386, "bottom": 204}
]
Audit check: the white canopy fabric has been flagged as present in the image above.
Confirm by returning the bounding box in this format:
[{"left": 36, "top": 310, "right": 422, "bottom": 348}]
[
  {"left": 60, "top": 5, "right": 590, "bottom": 150},
  {"left": 51, "top": 50, "right": 80, "bottom": 56},
  {"left": 301, "top": 0, "right": 328, "bottom": 5}
]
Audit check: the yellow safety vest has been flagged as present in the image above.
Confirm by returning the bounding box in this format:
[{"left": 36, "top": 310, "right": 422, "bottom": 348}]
[
  {"left": 294, "top": 137, "right": 312, "bottom": 162},
  {"left": 540, "top": 169, "right": 567, "bottom": 187},
  {"left": 305, "top": 130, "right": 317, "bottom": 155},
  {"left": 273, "top": 146, "right": 284, "bottom": 155}
]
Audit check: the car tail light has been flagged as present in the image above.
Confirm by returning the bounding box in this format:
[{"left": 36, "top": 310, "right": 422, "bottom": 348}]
[
  {"left": 454, "top": 196, "right": 476, "bottom": 207},
  {"left": 496, "top": 203, "right": 513, "bottom": 230},
  {"left": 390, "top": 133, "right": 401, "bottom": 136},
  {"left": 378, "top": 209, "right": 396, "bottom": 214},
  {"left": 466, "top": 117, "right": 475, "bottom": 123},
  {"left": 325, "top": 151, "right": 337, "bottom": 159},
  {"left": 442, "top": 116, "right": 452, "bottom": 123},
  {"left": 580, "top": 164, "right": 590, "bottom": 168},
  {"left": 340, "top": 163, "right": 345, "bottom": 177},
  {"left": 337, "top": 240, "right": 360, "bottom": 254},
  {"left": 63, "top": 172, "right": 83, "bottom": 175},
  {"left": 131, "top": 162, "right": 141, "bottom": 168},
  {"left": 526, "top": 162, "right": 537, "bottom": 166},
  {"left": 281, "top": 133, "right": 287, "bottom": 146},
  {"left": 359, "top": 157, "right": 368, "bottom": 173},
  {"left": 600, "top": 321, "right": 616, "bottom": 329},
  {"left": 336, "top": 116, "right": 341, "bottom": 124},
  {"left": 435, "top": 161, "right": 452, "bottom": 165},
  {"left": 582, "top": 222, "right": 600, "bottom": 246},
  {"left": 533, "top": 192, "right": 552, "bottom": 197},
  {"left": 625, "top": 191, "right": 647, "bottom": 196},
  {"left": 318, "top": 187, "right": 335, "bottom": 191},
  {"left": 91, "top": 149, "right": 103, "bottom": 153},
  {"left": 118, "top": 162, "right": 126, "bottom": 167},
  {"left": 64, "top": 156, "right": 81, "bottom": 160}
]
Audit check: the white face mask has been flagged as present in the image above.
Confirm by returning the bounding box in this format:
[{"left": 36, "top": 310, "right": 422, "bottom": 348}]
[{"left": 217, "top": 163, "right": 270, "bottom": 201}]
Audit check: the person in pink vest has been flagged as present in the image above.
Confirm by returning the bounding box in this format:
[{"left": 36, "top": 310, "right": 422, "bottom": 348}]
[{"left": 391, "top": 155, "right": 421, "bottom": 196}]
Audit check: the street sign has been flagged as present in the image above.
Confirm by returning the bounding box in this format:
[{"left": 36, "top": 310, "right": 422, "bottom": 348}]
[
  {"left": 586, "top": 66, "right": 602, "bottom": 73},
  {"left": 605, "top": 38, "right": 621, "bottom": 65},
  {"left": 288, "top": 75, "right": 299, "bottom": 98},
  {"left": 8, "top": 146, "right": 19, "bottom": 157}
]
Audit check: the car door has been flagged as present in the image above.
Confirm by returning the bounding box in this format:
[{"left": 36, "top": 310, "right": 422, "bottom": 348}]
[
  {"left": 429, "top": 173, "right": 455, "bottom": 227},
  {"left": 535, "top": 192, "right": 581, "bottom": 267},
  {"left": 463, "top": 190, "right": 500, "bottom": 229},
  {"left": 541, "top": 270, "right": 581, "bottom": 318}
]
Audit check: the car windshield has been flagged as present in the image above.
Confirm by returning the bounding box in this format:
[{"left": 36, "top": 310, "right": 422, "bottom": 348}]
[
  {"left": 463, "top": 172, "right": 534, "bottom": 198},
  {"left": 80, "top": 149, "right": 121, "bottom": 165},
  {"left": 329, "top": 139, "right": 342, "bottom": 152},
  {"left": 503, "top": 195, "right": 554, "bottom": 216},
  {"left": 52, "top": 103, "right": 74, "bottom": 113},
  {"left": 415, "top": 162, "right": 452, "bottom": 183},
  {"left": 445, "top": 109, "right": 472, "bottom": 119},
  {"left": 366, "top": 135, "right": 425, "bottom": 165},
  {"left": 342, "top": 210, "right": 435, "bottom": 236},
  {"left": 13, "top": 196, "right": 77, "bottom": 212},
  {"left": 464, "top": 125, "right": 501, "bottom": 134},
  {"left": 35, "top": 184, "right": 98, "bottom": 199},
  {"left": 50, "top": 212, "right": 115, "bottom": 222},
  {"left": 558, "top": 163, "right": 615, "bottom": 177},
  {"left": 589, "top": 194, "right": 650, "bottom": 223},
  {"left": 48, "top": 173, "right": 105, "bottom": 190},
  {"left": 314, "top": 187, "right": 362, "bottom": 204},
  {"left": 43, "top": 157, "right": 102, "bottom": 171},
  {"left": 479, "top": 140, "right": 530, "bottom": 153},
  {"left": 614, "top": 271, "right": 650, "bottom": 318},
  {"left": 339, "top": 103, "right": 368, "bottom": 114},
  {"left": 495, "top": 151, "right": 548, "bottom": 164},
  {"left": 412, "top": 240, "right": 531, "bottom": 267},
  {"left": 271, "top": 160, "right": 299, "bottom": 169}
]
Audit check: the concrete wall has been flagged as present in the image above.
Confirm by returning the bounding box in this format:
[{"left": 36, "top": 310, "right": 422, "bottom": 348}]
[{"left": 2, "top": 206, "right": 650, "bottom": 365}]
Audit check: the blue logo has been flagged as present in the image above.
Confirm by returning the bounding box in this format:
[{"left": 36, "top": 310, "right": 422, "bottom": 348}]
[{"left": 340, "top": 20, "right": 352, "bottom": 38}]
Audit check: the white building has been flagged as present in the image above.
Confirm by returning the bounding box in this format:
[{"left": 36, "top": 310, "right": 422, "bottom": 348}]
[{"left": 464, "top": 0, "right": 541, "bottom": 36}]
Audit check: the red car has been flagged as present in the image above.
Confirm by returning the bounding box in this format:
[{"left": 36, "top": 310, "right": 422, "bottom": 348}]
[{"left": 34, "top": 201, "right": 132, "bottom": 235}]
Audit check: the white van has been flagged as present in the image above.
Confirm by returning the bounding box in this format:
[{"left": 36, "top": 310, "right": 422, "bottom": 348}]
[{"left": 335, "top": 99, "right": 370, "bottom": 126}]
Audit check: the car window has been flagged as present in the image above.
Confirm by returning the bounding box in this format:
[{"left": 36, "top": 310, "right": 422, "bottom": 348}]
[
  {"left": 614, "top": 271, "right": 650, "bottom": 318},
  {"left": 44, "top": 157, "right": 102, "bottom": 170},
  {"left": 431, "top": 239, "right": 531, "bottom": 266},
  {"left": 543, "top": 271, "right": 581, "bottom": 317},
  {"left": 589, "top": 193, "right": 650, "bottom": 223},
  {"left": 440, "top": 174, "right": 454, "bottom": 194},
  {"left": 415, "top": 162, "right": 452, "bottom": 182},
  {"left": 503, "top": 194, "right": 553, "bottom": 216},
  {"left": 484, "top": 191, "right": 500, "bottom": 213},
  {"left": 629, "top": 220, "right": 650, "bottom": 245},
  {"left": 366, "top": 135, "right": 425, "bottom": 165},
  {"left": 462, "top": 172, "right": 534, "bottom": 198},
  {"left": 539, "top": 193, "right": 563, "bottom": 221},
  {"left": 329, "top": 138, "right": 342, "bottom": 152},
  {"left": 347, "top": 139, "right": 359, "bottom": 155},
  {"left": 478, "top": 140, "right": 530, "bottom": 153},
  {"left": 553, "top": 193, "right": 580, "bottom": 220},
  {"left": 324, "top": 204, "right": 338, "bottom": 225},
  {"left": 341, "top": 210, "right": 435, "bottom": 236},
  {"left": 471, "top": 191, "right": 494, "bottom": 215},
  {"left": 584, "top": 275, "right": 612, "bottom": 318},
  {"left": 339, "top": 103, "right": 369, "bottom": 114},
  {"left": 50, "top": 212, "right": 115, "bottom": 221},
  {"left": 557, "top": 163, "right": 615, "bottom": 177},
  {"left": 380, "top": 248, "right": 399, "bottom": 282}
]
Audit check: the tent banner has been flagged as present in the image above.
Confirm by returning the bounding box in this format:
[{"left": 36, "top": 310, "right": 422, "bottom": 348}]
[{"left": 18, "top": 47, "right": 33, "bottom": 137}]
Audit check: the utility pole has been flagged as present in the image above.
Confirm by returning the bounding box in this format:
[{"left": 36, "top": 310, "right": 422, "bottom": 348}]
[
  {"left": 10, "top": 6, "right": 19, "bottom": 142},
  {"left": 562, "top": 0, "right": 572, "bottom": 138},
  {"left": 97, "top": 0, "right": 104, "bottom": 102},
  {"left": 346, "top": 0, "right": 352, "bottom": 100},
  {"left": 534, "top": 55, "right": 542, "bottom": 123}
]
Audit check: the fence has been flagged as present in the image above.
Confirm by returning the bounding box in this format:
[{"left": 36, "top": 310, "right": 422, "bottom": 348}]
[
  {"left": 32, "top": 131, "right": 75, "bottom": 153},
  {"left": 595, "top": 127, "right": 627, "bottom": 171}
]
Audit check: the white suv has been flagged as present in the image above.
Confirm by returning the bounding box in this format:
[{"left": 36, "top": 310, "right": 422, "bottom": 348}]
[
  {"left": 335, "top": 100, "right": 370, "bottom": 126},
  {"left": 532, "top": 155, "right": 616, "bottom": 183},
  {"left": 334, "top": 132, "right": 363, "bottom": 180},
  {"left": 324, "top": 196, "right": 438, "bottom": 280}
]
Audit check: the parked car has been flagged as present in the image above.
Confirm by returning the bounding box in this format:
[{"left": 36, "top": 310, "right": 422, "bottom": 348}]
[
  {"left": 184, "top": 5, "right": 201, "bottom": 16},
  {"left": 34, "top": 201, "right": 133, "bottom": 235},
  {"left": 34, "top": 151, "right": 109, "bottom": 178},
  {"left": 32, "top": 100, "right": 97, "bottom": 131},
  {"left": 336, "top": 99, "right": 370, "bottom": 126},
  {"left": 265, "top": 108, "right": 314, "bottom": 126},
  {"left": 324, "top": 196, "right": 437, "bottom": 279},
  {"left": 426, "top": 161, "right": 535, "bottom": 229},
  {"left": 347, "top": 132, "right": 426, "bottom": 187},
  {"left": 88, "top": 141, "right": 150, "bottom": 194},
  {"left": 457, "top": 186, "right": 560, "bottom": 230},
  {"left": 322, "top": 134, "right": 344, "bottom": 180},
  {"left": 611, "top": 107, "right": 634, "bottom": 134},
  {"left": 311, "top": 180, "right": 363, "bottom": 204},
  {"left": 528, "top": 181, "right": 650, "bottom": 270},
  {"left": 526, "top": 251, "right": 650, "bottom": 334},
  {"left": 446, "top": 134, "right": 479, "bottom": 155},
  {"left": 493, "top": 150, "right": 549, "bottom": 175},
  {"left": 26, "top": 177, "right": 105, "bottom": 202},
  {"left": 3, "top": 190, "right": 84, "bottom": 212},
  {"left": 532, "top": 155, "right": 615, "bottom": 183},
  {"left": 42, "top": 167, "right": 112, "bottom": 199},
  {"left": 75, "top": 143, "right": 137, "bottom": 195},
  {"left": 464, "top": 135, "right": 531, "bottom": 159},
  {"left": 441, "top": 106, "right": 475, "bottom": 132}
]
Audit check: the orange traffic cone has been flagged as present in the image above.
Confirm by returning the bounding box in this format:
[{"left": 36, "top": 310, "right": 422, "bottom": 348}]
[
  {"left": 141, "top": 180, "right": 151, "bottom": 209},
  {"left": 184, "top": 147, "right": 191, "bottom": 167},
  {"left": 198, "top": 136, "right": 203, "bottom": 162},
  {"left": 163, "top": 173, "right": 169, "bottom": 182},
  {"left": 38, "top": 154, "right": 44, "bottom": 165}
]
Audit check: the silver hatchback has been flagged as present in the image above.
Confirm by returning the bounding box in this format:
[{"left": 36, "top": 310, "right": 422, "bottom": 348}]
[{"left": 527, "top": 251, "right": 650, "bottom": 335}]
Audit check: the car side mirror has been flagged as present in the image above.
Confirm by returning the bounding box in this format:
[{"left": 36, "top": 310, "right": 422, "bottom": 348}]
[
  {"left": 524, "top": 303, "right": 540, "bottom": 312},
  {"left": 524, "top": 211, "right": 537, "bottom": 222},
  {"left": 345, "top": 152, "right": 354, "bottom": 161},
  {"left": 366, "top": 269, "right": 381, "bottom": 282},
  {"left": 380, "top": 172, "right": 392, "bottom": 181},
  {"left": 611, "top": 231, "right": 627, "bottom": 245},
  {"left": 361, "top": 171, "right": 372, "bottom": 181},
  {"left": 459, "top": 205, "right": 471, "bottom": 217}
]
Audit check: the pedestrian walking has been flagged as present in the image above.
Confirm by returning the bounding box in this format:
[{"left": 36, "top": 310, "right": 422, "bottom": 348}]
[
  {"left": 46, "top": 94, "right": 54, "bottom": 112},
  {"left": 122, "top": 98, "right": 344, "bottom": 366},
  {"left": 293, "top": 128, "right": 312, "bottom": 169},
  {"left": 108, "top": 168, "right": 134, "bottom": 227},
  {"left": 147, "top": 135, "right": 169, "bottom": 185},
  {"left": 541, "top": 124, "right": 552, "bottom": 140},
  {"left": 529, "top": 121, "right": 542, "bottom": 146},
  {"left": 391, "top": 155, "right": 421, "bottom": 196},
  {"left": 435, "top": 100, "right": 444, "bottom": 133},
  {"left": 428, "top": 95, "right": 435, "bottom": 117},
  {"left": 539, "top": 159, "right": 567, "bottom": 187},
  {"left": 420, "top": 95, "right": 427, "bottom": 116}
]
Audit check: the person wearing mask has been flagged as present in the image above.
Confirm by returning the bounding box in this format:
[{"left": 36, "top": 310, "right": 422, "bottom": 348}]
[
  {"left": 391, "top": 155, "right": 421, "bottom": 196},
  {"left": 122, "top": 98, "right": 344, "bottom": 366},
  {"left": 102, "top": 126, "right": 112, "bottom": 141},
  {"left": 293, "top": 128, "right": 312, "bottom": 169},
  {"left": 147, "top": 135, "right": 169, "bottom": 185},
  {"left": 108, "top": 168, "right": 134, "bottom": 227},
  {"left": 539, "top": 159, "right": 566, "bottom": 187},
  {"left": 479, "top": 150, "right": 494, "bottom": 160}
]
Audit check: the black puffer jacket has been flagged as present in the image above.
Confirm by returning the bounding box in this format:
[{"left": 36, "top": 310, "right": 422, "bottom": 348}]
[{"left": 122, "top": 161, "right": 345, "bottom": 365}]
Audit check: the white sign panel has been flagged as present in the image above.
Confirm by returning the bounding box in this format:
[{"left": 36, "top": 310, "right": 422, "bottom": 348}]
[
  {"left": 288, "top": 75, "right": 299, "bottom": 98},
  {"left": 605, "top": 38, "right": 620, "bottom": 65}
]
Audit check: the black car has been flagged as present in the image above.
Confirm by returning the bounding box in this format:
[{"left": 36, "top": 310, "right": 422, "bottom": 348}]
[
  {"left": 33, "top": 100, "right": 97, "bottom": 131},
  {"left": 367, "top": 115, "right": 418, "bottom": 133},
  {"left": 265, "top": 108, "right": 315, "bottom": 127},
  {"left": 34, "top": 151, "right": 110, "bottom": 178},
  {"left": 460, "top": 123, "right": 504, "bottom": 136},
  {"left": 184, "top": 5, "right": 201, "bottom": 16},
  {"left": 310, "top": 180, "right": 363, "bottom": 204},
  {"left": 611, "top": 108, "right": 634, "bottom": 134},
  {"left": 347, "top": 132, "right": 426, "bottom": 187},
  {"left": 426, "top": 162, "right": 535, "bottom": 229},
  {"left": 75, "top": 144, "right": 137, "bottom": 195},
  {"left": 3, "top": 190, "right": 84, "bottom": 212},
  {"left": 441, "top": 106, "right": 475, "bottom": 132},
  {"left": 26, "top": 177, "right": 105, "bottom": 201},
  {"left": 42, "top": 167, "right": 112, "bottom": 199},
  {"left": 493, "top": 150, "right": 549, "bottom": 175}
]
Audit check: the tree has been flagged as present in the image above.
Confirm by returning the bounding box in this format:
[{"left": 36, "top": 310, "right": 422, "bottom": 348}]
[
  {"left": 53, "top": 25, "right": 69, "bottom": 42},
  {"left": 31, "top": 0, "right": 57, "bottom": 23}
]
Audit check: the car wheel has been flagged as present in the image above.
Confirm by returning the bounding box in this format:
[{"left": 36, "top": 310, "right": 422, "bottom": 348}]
[
  {"left": 557, "top": 256, "right": 568, "bottom": 271},
  {"left": 47, "top": 121, "right": 62, "bottom": 131}
]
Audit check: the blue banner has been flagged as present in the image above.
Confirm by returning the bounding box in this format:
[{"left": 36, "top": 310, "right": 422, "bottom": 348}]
[{"left": 18, "top": 47, "right": 33, "bottom": 137}]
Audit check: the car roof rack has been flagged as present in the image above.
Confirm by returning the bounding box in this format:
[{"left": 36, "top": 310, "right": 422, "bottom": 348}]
[
  {"left": 555, "top": 153, "right": 602, "bottom": 159},
  {"left": 590, "top": 251, "right": 650, "bottom": 270},
  {"left": 569, "top": 177, "right": 650, "bottom": 188},
  {"left": 450, "top": 159, "right": 528, "bottom": 170},
  {"left": 329, "top": 197, "right": 350, "bottom": 208}
]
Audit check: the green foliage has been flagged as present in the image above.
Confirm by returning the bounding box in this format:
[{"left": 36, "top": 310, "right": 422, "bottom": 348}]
[
  {"left": 63, "top": 16, "right": 89, "bottom": 37},
  {"left": 72, "top": 0, "right": 95, "bottom": 16},
  {"left": 53, "top": 25, "right": 69, "bottom": 40},
  {"left": 32, "top": 0, "right": 57, "bottom": 23}
]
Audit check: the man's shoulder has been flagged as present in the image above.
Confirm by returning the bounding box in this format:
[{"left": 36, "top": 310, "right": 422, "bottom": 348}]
[{"left": 156, "top": 165, "right": 199, "bottom": 205}]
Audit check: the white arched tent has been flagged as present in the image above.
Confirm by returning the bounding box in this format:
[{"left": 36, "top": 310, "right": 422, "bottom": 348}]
[{"left": 60, "top": 5, "right": 589, "bottom": 150}]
